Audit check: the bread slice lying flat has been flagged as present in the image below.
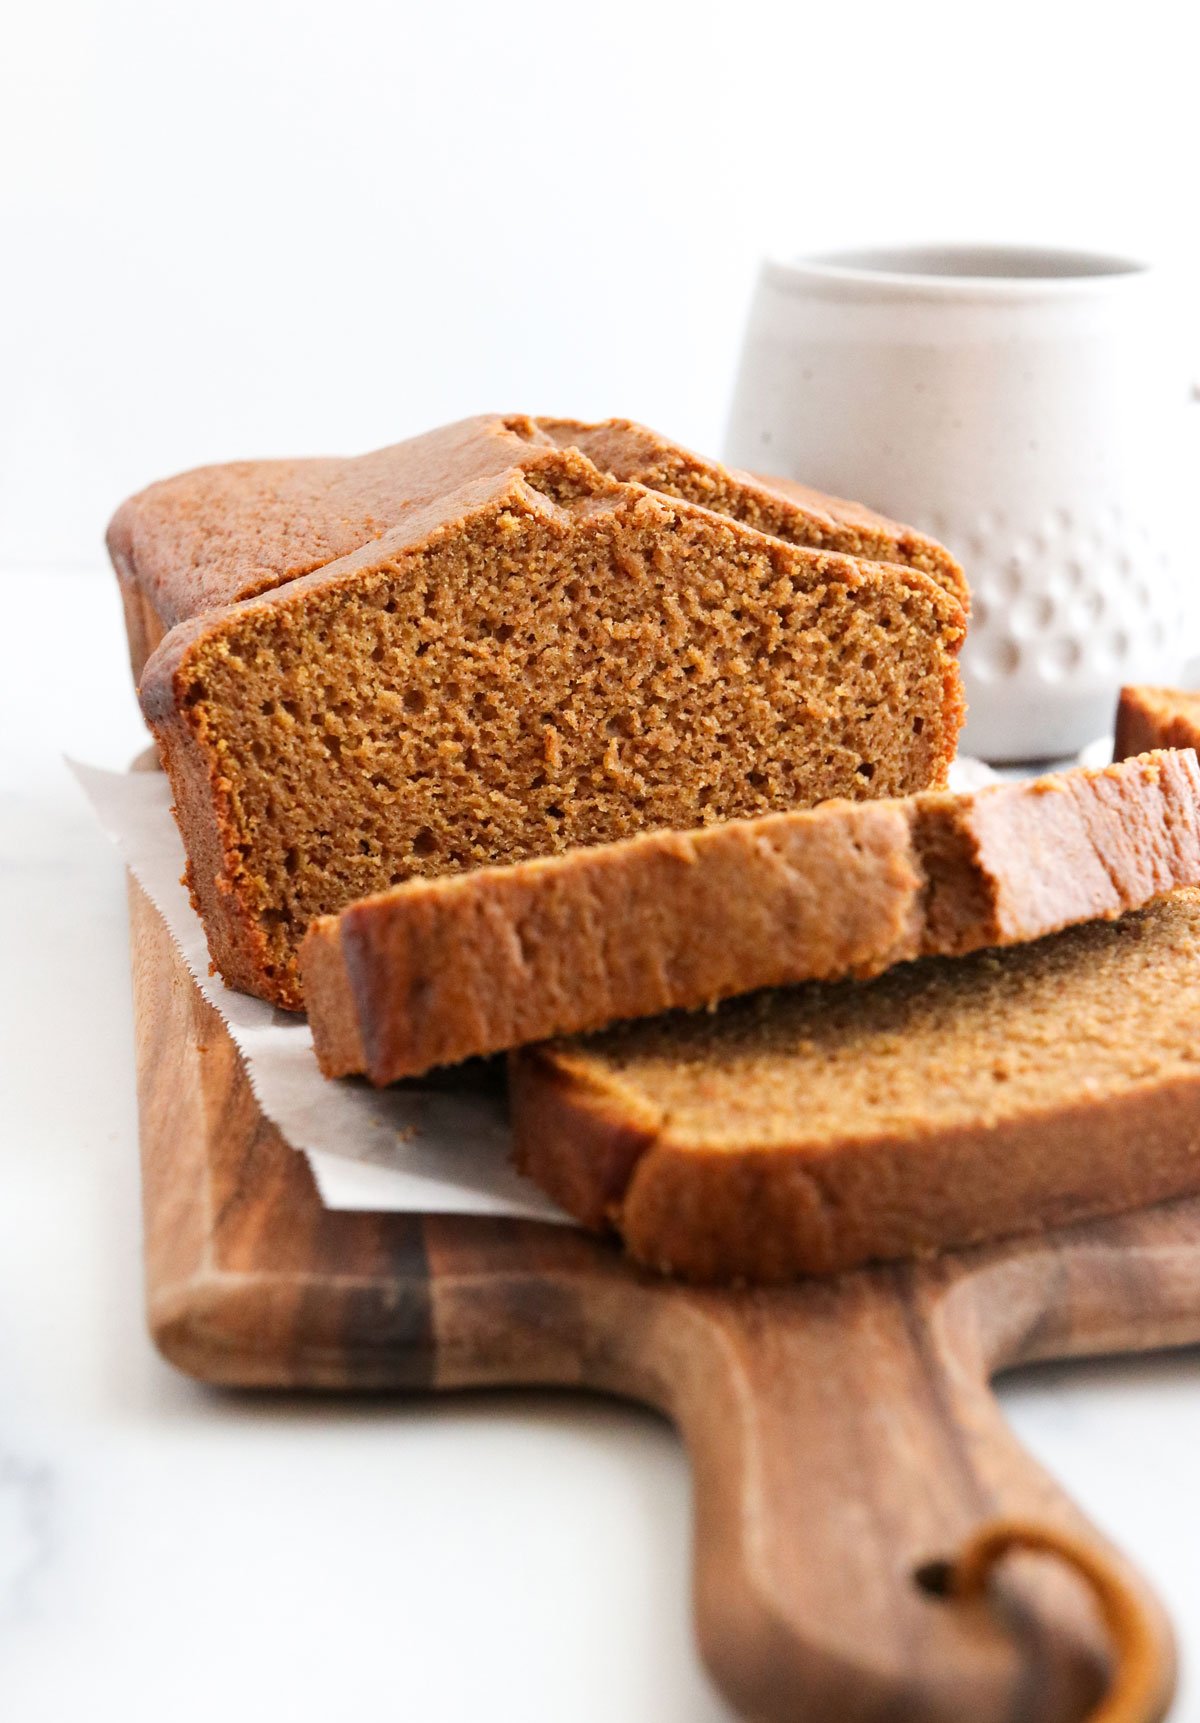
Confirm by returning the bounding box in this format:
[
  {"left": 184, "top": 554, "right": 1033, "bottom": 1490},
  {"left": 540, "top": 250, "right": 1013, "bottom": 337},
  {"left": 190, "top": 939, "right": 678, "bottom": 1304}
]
[
  {"left": 302, "top": 750, "right": 1200, "bottom": 1083},
  {"left": 1116, "top": 685, "right": 1200, "bottom": 759},
  {"left": 510, "top": 886, "right": 1200, "bottom": 1282}
]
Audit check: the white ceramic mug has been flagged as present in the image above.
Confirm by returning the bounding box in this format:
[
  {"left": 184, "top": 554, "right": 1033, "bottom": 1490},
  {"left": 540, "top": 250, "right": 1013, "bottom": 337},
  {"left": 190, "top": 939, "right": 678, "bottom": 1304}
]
[{"left": 724, "top": 245, "right": 1195, "bottom": 760}]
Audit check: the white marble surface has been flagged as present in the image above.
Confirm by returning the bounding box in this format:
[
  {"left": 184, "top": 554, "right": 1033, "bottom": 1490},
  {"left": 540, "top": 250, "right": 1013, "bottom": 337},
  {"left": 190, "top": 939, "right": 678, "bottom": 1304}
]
[{"left": 4, "top": 565, "right": 1200, "bottom": 1721}]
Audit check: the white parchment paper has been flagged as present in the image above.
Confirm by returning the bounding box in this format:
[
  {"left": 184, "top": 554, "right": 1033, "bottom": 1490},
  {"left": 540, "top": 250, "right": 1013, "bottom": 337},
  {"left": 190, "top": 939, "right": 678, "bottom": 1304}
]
[{"left": 72, "top": 761, "right": 569, "bottom": 1220}]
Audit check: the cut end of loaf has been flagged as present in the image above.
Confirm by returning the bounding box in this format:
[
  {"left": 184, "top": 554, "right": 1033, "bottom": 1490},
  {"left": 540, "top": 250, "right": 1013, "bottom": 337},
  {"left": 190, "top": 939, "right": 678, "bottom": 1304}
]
[{"left": 145, "top": 460, "right": 964, "bottom": 1007}]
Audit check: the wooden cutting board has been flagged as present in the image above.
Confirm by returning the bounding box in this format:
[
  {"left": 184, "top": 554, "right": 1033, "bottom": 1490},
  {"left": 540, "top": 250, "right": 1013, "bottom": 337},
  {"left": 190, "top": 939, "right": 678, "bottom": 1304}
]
[{"left": 129, "top": 877, "right": 1200, "bottom": 1722}]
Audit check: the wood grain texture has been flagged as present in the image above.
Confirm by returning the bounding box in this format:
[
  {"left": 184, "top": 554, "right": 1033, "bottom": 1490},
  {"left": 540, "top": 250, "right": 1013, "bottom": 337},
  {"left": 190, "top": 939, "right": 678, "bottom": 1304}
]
[{"left": 129, "top": 878, "right": 1197, "bottom": 1722}]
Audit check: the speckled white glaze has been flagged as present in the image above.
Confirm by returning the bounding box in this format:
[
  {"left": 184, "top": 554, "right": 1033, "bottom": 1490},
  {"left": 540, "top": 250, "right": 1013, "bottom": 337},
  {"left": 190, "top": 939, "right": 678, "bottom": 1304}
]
[{"left": 724, "top": 246, "right": 1195, "bottom": 760}]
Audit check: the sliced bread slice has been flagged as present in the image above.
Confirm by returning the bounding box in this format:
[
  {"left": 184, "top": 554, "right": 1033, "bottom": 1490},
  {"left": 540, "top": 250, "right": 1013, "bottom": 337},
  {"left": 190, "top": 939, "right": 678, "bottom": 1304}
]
[
  {"left": 302, "top": 751, "right": 1200, "bottom": 1083},
  {"left": 510, "top": 887, "right": 1200, "bottom": 1282}
]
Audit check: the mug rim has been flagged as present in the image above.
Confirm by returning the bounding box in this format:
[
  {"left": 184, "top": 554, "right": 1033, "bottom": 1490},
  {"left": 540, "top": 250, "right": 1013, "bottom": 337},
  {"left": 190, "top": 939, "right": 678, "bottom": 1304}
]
[{"left": 765, "top": 243, "right": 1153, "bottom": 298}]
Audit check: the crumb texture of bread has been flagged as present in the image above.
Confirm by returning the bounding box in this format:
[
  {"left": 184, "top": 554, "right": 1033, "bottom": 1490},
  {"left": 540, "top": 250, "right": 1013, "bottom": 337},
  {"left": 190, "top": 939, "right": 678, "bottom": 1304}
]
[
  {"left": 1115, "top": 685, "right": 1200, "bottom": 761},
  {"left": 304, "top": 750, "right": 1200, "bottom": 1082},
  {"left": 510, "top": 888, "right": 1200, "bottom": 1282},
  {"left": 141, "top": 447, "right": 965, "bottom": 1007}
]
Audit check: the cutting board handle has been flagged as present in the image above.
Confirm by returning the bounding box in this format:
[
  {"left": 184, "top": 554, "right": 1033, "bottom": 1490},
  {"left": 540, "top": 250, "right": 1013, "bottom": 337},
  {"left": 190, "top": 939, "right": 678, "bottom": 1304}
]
[{"left": 643, "top": 1265, "right": 1176, "bottom": 1723}]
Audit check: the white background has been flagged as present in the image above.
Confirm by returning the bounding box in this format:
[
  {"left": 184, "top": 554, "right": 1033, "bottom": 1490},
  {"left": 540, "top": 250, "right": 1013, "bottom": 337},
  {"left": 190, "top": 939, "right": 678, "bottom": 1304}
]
[
  {"left": 4, "top": 0, "right": 1199, "bottom": 567},
  {"left": 3, "top": 3, "right": 1200, "bottom": 1719}
]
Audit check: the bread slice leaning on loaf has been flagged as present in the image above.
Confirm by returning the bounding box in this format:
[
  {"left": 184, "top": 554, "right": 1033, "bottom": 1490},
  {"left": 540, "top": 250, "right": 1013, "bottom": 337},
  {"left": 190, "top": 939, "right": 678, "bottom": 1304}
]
[
  {"left": 126, "top": 421, "right": 966, "bottom": 1008},
  {"left": 302, "top": 750, "right": 1200, "bottom": 1083},
  {"left": 510, "top": 887, "right": 1200, "bottom": 1283}
]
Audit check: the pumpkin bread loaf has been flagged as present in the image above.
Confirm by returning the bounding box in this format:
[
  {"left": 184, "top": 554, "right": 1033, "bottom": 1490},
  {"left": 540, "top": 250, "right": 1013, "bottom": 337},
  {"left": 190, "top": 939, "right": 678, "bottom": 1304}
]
[
  {"left": 109, "top": 414, "right": 967, "bottom": 680},
  {"left": 126, "top": 424, "right": 966, "bottom": 1008},
  {"left": 302, "top": 750, "right": 1200, "bottom": 1083},
  {"left": 1115, "top": 685, "right": 1200, "bottom": 761},
  {"left": 510, "top": 887, "right": 1200, "bottom": 1282}
]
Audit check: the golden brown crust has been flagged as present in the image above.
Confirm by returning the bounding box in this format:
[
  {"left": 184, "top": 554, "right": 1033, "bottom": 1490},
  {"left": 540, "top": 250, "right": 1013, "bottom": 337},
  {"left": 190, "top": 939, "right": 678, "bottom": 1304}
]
[
  {"left": 510, "top": 889, "right": 1200, "bottom": 1283},
  {"left": 1115, "top": 686, "right": 1200, "bottom": 761},
  {"left": 303, "top": 751, "right": 1200, "bottom": 1082}
]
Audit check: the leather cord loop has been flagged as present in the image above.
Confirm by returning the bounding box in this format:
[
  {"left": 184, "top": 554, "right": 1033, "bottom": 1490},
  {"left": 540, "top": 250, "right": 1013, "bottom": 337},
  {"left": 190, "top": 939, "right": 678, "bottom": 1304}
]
[{"left": 950, "top": 1519, "right": 1173, "bottom": 1723}]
